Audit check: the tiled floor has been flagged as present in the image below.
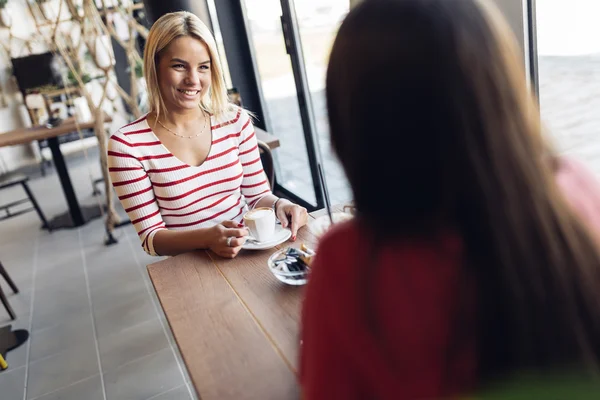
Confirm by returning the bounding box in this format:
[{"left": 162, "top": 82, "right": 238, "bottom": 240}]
[{"left": 0, "top": 151, "right": 196, "bottom": 399}]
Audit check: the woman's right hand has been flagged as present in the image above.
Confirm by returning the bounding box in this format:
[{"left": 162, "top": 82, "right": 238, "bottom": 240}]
[{"left": 208, "top": 221, "right": 249, "bottom": 258}]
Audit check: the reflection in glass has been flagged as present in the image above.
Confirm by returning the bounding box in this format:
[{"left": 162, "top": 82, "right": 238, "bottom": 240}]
[
  {"left": 244, "top": 0, "right": 317, "bottom": 205},
  {"left": 294, "top": 0, "right": 352, "bottom": 205}
]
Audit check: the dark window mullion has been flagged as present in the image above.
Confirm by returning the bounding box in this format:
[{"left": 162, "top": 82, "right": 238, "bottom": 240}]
[
  {"left": 527, "top": 0, "right": 540, "bottom": 100},
  {"left": 279, "top": 0, "right": 326, "bottom": 210}
]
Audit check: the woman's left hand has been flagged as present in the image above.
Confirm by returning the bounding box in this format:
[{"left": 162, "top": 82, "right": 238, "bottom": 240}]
[{"left": 276, "top": 200, "right": 308, "bottom": 241}]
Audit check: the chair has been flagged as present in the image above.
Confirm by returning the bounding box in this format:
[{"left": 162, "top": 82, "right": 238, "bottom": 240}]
[
  {"left": 0, "top": 174, "right": 50, "bottom": 231},
  {"left": 257, "top": 139, "right": 275, "bottom": 189},
  {"left": 0, "top": 260, "right": 18, "bottom": 320}
]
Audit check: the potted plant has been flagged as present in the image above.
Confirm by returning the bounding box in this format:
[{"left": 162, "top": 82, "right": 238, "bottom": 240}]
[{"left": 0, "top": 0, "right": 12, "bottom": 28}]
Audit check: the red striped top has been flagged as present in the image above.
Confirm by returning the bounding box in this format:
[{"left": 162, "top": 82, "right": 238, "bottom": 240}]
[{"left": 107, "top": 108, "right": 272, "bottom": 255}]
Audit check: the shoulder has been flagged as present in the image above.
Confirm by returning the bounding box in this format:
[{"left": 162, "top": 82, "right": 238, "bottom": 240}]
[
  {"left": 212, "top": 105, "right": 252, "bottom": 131},
  {"left": 555, "top": 156, "right": 600, "bottom": 196},
  {"left": 554, "top": 156, "right": 600, "bottom": 237},
  {"left": 108, "top": 129, "right": 133, "bottom": 152},
  {"left": 109, "top": 115, "right": 154, "bottom": 149},
  {"left": 316, "top": 220, "right": 360, "bottom": 256},
  {"left": 311, "top": 218, "right": 464, "bottom": 283},
  {"left": 117, "top": 114, "right": 150, "bottom": 135},
  {"left": 108, "top": 116, "right": 149, "bottom": 153}
]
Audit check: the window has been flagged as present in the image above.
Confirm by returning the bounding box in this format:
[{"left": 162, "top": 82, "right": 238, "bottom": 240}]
[{"left": 535, "top": 0, "right": 600, "bottom": 173}]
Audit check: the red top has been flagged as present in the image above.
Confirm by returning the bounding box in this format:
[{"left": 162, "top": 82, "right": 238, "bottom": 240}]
[
  {"left": 300, "top": 222, "right": 477, "bottom": 399},
  {"left": 300, "top": 157, "right": 600, "bottom": 399}
]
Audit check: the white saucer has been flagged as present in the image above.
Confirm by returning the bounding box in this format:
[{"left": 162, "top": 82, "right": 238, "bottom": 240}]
[{"left": 242, "top": 226, "right": 292, "bottom": 250}]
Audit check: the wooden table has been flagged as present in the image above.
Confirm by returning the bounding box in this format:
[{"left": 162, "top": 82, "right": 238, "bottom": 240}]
[
  {"left": 255, "top": 127, "right": 280, "bottom": 150},
  {"left": 147, "top": 207, "right": 343, "bottom": 399},
  {"left": 0, "top": 118, "right": 108, "bottom": 229}
]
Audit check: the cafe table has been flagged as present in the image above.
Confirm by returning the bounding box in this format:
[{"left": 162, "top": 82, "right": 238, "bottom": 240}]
[
  {"left": 147, "top": 205, "right": 344, "bottom": 399},
  {"left": 0, "top": 117, "right": 111, "bottom": 229}
]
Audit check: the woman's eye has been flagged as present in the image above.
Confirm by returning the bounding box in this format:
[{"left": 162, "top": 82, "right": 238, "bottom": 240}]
[
  {"left": 200, "top": 65, "right": 210, "bottom": 70},
  {"left": 172, "top": 64, "right": 185, "bottom": 69}
]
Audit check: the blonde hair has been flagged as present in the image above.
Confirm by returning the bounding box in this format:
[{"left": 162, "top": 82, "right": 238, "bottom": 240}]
[{"left": 143, "top": 11, "right": 235, "bottom": 122}]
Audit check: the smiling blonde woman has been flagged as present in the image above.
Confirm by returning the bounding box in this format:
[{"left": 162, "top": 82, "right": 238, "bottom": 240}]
[{"left": 108, "top": 11, "right": 307, "bottom": 258}]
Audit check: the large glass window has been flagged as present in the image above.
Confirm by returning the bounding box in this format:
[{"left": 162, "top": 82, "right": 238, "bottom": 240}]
[
  {"left": 243, "top": 0, "right": 317, "bottom": 205},
  {"left": 536, "top": 0, "right": 600, "bottom": 173},
  {"left": 215, "top": 0, "right": 354, "bottom": 208},
  {"left": 293, "top": 0, "right": 351, "bottom": 205}
]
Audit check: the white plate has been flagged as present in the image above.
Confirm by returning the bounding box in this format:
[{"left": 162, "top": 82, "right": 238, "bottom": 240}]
[{"left": 242, "top": 226, "right": 292, "bottom": 250}]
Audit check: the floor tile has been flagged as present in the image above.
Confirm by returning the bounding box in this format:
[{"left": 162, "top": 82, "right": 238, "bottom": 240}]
[
  {"left": 36, "top": 229, "right": 79, "bottom": 251},
  {"left": 26, "top": 339, "right": 99, "bottom": 399},
  {"left": 33, "top": 274, "right": 88, "bottom": 310},
  {"left": 132, "top": 248, "right": 164, "bottom": 272},
  {"left": 103, "top": 348, "right": 184, "bottom": 400},
  {"left": 90, "top": 277, "right": 148, "bottom": 312},
  {"left": 1, "top": 240, "right": 37, "bottom": 262},
  {"left": 31, "top": 374, "right": 104, "bottom": 400},
  {"left": 29, "top": 314, "right": 96, "bottom": 363},
  {"left": 84, "top": 237, "right": 133, "bottom": 265},
  {"left": 31, "top": 277, "right": 90, "bottom": 333},
  {"left": 87, "top": 263, "right": 142, "bottom": 293},
  {"left": 93, "top": 288, "right": 158, "bottom": 340},
  {"left": 36, "top": 245, "right": 81, "bottom": 268},
  {"left": 0, "top": 365, "right": 26, "bottom": 400},
  {"left": 34, "top": 261, "right": 84, "bottom": 292},
  {"left": 36, "top": 252, "right": 83, "bottom": 280},
  {"left": 147, "top": 385, "right": 192, "bottom": 400},
  {"left": 98, "top": 318, "right": 169, "bottom": 372},
  {"left": 79, "top": 218, "right": 109, "bottom": 248}
]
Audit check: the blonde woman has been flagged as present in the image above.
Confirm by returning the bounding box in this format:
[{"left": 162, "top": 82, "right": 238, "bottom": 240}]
[{"left": 108, "top": 12, "right": 307, "bottom": 257}]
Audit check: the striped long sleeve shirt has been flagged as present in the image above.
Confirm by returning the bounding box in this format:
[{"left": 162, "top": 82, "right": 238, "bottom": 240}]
[{"left": 107, "top": 108, "right": 272, "bottom": 256}]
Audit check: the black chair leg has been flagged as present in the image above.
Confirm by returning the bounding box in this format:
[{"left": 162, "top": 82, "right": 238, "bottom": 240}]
[
  {"left": 0, "top": 261, "right": 18, "bottom": 294},
  {"left": 21, "top": 181, "right": 51, "bottom": 231},
  {"left": 0, "top": 285, "right": 16, "bottom": 320}
]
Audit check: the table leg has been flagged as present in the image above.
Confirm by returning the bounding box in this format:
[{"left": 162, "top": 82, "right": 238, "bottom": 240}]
[{"left": 46, "top": 136, "right": 98, "bottom": 229}]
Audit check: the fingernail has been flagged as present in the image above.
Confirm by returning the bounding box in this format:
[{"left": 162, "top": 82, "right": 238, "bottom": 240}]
[
  {"left": 238, "top": 223, "right": 244, "bottom": 227},
  {"left": 292, "top": 235, "right": 296, "bottom": 241}
]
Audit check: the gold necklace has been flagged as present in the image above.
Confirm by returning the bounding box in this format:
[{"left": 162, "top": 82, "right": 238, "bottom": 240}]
[{"left": 157, "top": 109, "right": 209, "bottom": 139}]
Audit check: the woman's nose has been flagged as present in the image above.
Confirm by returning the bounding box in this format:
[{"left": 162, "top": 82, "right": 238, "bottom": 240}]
[{"left": 185, "top": 70, "right": 200, "bottom": 85}]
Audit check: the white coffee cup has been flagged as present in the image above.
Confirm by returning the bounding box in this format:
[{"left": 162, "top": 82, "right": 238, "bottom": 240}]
[{"left": 243, "top": 207, "right": 276, "bottom": 242}]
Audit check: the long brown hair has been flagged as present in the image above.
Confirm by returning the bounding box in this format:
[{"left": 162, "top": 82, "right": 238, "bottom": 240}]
[{"left": 327, "top": 0, "right": 600, "bottom": 384}]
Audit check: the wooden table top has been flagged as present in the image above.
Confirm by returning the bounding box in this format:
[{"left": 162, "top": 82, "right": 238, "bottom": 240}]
[
  {"left": 0, "top": 117, "right": 110, "bottom": 148},
  {"left": 255, "top": 126, "right": 280, "bottom": 150},
  {"left": 147, "top": 206, "right": 343, "bottom": 399}
]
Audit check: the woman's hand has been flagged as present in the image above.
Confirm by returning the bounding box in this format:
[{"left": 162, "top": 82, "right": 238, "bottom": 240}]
[
  {"left": 208, "top": 220, "right": 248, "bottom": 258},
  {"left": 276, "top": 200, "right": 308, "bottom": 241}
]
